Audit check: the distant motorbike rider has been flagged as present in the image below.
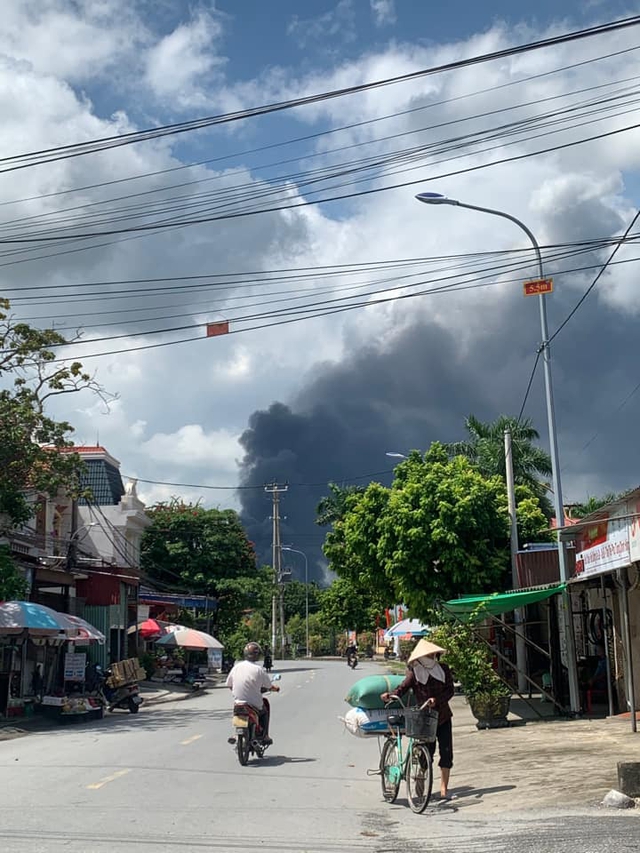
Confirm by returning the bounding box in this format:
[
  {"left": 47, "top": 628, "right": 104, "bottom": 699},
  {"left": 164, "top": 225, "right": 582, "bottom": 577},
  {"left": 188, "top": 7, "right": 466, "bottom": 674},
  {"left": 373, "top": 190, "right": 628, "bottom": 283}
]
[
  {"left": 263, "top": 647, "right": 273, "bottom": 672},
  {"left": 346, "top": 642, "right": 358, "bottom": 667},
  {"left": 226, "top": 642, "right": 279, "bottom": 744}
]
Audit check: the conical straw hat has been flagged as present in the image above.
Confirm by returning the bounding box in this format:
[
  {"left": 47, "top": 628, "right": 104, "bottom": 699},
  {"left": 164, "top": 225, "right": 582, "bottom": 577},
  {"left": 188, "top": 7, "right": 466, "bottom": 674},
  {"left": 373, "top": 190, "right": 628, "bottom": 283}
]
[{"left": 408, "top": 638, "right": 446, "bottom": 663}]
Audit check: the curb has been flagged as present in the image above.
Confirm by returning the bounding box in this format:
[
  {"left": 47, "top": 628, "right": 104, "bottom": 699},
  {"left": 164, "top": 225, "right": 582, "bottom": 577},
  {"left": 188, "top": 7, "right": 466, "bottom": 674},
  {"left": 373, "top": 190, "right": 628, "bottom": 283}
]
[{"left": 143, "top": 688, "right": 209, "bottom": 707}]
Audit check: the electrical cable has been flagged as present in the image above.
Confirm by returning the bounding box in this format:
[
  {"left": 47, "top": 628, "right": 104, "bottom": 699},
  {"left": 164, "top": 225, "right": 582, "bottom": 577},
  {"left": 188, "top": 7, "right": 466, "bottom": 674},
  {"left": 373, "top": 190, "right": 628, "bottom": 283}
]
[
  {"left": 1, "top": 16, "right": 637, "bottom": 174},
  {"left": 549, "top": 209, "right": 640, "bottom": 343},
  {"left": 3, "top": 43, "right": 635, "bottom": 211},
  {"left": 2, "top": 117, "right": 638, "bottom": 244}
]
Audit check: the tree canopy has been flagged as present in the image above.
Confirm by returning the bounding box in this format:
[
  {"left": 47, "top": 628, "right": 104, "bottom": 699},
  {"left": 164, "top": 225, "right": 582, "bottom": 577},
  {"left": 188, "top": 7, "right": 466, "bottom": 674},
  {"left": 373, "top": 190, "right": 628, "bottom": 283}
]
[
  {"left": 321, "top": 444, "right": 514, "bottom": 622},
  {"left": 141, "top": 499, "right": 257, "bottom": 598},
  {"left": 316, "top": 482, "right": 365, "bottom": 527},
  {"left": 448, "top": 414, "right": 552, "bottom": 516},
  {"left": 0, "top": 299, "right": 107, "bottom": 527}
]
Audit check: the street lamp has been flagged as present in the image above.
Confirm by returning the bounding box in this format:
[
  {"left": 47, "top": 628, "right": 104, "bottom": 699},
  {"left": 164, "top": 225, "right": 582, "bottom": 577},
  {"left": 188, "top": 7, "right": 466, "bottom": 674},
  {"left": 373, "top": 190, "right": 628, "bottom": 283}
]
[
  {"left": 416, "top": 190, "right": 581, "bottom": 715},
  {"left": 385, "top": 451, "right": 408, "bottom": 459},
  {"left": 281, "top": 546, "right": 310, "bottom": 658}
]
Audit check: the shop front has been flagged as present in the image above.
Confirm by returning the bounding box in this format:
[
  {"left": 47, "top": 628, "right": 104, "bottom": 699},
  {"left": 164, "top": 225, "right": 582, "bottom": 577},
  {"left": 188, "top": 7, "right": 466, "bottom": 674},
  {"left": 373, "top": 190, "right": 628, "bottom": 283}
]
[{"left": 559, "top": 488, "right": 640, "bottom": 731}]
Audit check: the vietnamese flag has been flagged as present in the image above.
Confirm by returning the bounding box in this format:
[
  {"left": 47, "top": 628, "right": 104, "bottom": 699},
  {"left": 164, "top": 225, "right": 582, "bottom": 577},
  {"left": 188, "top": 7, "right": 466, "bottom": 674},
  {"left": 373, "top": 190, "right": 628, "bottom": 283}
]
[{"left": 206, "top": 321, "right": 229, "bottom": 337}]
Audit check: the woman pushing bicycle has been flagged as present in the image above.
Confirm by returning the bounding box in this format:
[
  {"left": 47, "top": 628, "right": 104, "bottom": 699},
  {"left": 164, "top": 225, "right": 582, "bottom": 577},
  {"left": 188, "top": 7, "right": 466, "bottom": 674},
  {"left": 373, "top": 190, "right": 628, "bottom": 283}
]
[{"left": 381, "top": 639, "right": 455, "bottom": 801}]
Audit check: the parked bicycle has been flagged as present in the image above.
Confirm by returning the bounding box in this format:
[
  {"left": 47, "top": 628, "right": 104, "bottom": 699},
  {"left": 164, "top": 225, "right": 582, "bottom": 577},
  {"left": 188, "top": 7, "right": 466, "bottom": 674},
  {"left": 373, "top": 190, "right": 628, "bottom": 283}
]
[{"left": 379, "top": 694, "right": 438, "bottom": 814}]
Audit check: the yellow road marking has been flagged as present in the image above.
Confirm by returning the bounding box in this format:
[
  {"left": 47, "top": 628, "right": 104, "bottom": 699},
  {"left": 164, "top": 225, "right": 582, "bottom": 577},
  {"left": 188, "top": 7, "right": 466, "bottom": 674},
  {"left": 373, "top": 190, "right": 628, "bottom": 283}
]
[
  {"left": 181, "top": 734, "right": 203, "bottom": 746},
  {"left": 87, "top": 769, "right": 130, "bottom": 790}
]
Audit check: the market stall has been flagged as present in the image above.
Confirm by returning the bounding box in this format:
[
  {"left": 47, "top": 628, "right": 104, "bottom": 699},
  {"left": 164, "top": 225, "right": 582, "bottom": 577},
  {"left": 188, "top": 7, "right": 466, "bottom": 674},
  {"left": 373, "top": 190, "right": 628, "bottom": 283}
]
[
  {"left": 0, "top": 601, "right": 107, "bottom": 722},
  {"left": 0, "top": 601, "right": 76, "bottom": 719}
]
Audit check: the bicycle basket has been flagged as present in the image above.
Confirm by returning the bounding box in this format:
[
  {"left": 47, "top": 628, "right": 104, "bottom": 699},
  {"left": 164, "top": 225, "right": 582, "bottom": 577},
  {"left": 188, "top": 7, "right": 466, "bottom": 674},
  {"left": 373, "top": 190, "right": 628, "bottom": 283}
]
[{"left": 403, "top": 708, "right": 439, "bottom": 741}]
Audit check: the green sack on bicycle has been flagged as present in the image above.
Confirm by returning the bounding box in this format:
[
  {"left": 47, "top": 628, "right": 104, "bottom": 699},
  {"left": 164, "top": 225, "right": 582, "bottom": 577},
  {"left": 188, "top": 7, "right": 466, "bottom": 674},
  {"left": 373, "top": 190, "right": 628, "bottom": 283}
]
[{"left": 345, "top": 674, "right": 412, "bottom": 710}]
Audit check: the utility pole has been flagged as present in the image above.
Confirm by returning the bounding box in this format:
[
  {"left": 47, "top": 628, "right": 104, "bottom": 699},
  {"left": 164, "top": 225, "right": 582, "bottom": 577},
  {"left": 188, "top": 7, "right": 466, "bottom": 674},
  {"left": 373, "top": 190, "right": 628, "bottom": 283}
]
[
  {"left": 265, "top": 483, "right": 288, "bottom": 660},
  {"left": 504, "top": 428, "right": 527, "bottom": 693}
]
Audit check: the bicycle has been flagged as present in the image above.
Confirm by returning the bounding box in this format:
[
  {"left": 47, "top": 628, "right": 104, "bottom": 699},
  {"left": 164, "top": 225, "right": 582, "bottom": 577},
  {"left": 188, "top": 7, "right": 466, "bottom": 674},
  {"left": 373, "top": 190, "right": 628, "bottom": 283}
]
[{"left": 379, "top": 694, "right": 438, "bottom": 814}]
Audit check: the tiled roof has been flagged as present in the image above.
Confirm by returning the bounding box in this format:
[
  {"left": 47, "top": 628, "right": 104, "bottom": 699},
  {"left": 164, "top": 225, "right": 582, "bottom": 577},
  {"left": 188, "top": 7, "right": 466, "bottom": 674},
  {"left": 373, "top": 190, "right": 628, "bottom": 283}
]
[{"left": 78, "top": 459, "right": 124, "bottom": 506}]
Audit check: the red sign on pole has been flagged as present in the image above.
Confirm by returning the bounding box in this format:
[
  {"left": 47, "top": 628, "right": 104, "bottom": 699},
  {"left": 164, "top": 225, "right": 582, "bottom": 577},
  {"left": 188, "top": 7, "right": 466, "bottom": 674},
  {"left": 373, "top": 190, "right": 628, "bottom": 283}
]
[
  {"left": 523, "top": 278, "right": 553, "bottom": 296},
  {"left": 206, "top": 321, "right": 230, "bottom": 337}
]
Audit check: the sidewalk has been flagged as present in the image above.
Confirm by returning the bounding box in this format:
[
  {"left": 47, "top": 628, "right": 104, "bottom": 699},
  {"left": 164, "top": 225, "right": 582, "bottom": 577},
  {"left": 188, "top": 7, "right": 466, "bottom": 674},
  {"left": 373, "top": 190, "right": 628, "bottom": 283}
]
[{"left": 445, "top": 694, "right": 640, "bottom": 813}]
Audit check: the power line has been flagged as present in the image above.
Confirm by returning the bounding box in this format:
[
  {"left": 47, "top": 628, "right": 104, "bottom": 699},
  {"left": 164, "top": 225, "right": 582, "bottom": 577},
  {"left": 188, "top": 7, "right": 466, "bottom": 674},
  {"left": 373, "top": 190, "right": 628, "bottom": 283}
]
[
  {"left": 517, "top": 350, "right": 542, "bottom": 422},
  {"left": 3, "top": 116, "right": 639, "bottom": 245},
  {"left": 127, "top": 468, "right": 395, "bottom": 492},
  {"left": 2, "top": 16, "right": 637, "bottom": 175},
  {"left": 3, "top": 43, "right": 635, "bottom": 212},
  {"left": 549, "top": 209, "right": 640, "bottom": 343}
]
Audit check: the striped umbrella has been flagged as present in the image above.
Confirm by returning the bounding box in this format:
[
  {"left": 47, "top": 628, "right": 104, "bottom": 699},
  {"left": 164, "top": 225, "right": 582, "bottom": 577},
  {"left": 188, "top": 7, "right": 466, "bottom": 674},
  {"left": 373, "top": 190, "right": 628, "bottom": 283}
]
[
  {"left": 155, "top": 628, "right": 223, "bottom": 650},
  {"left": 64, "top": 614, "right": 106, "bottom": 644},
  {"left": 0, "top": 601, "right": 76, "bottom": 636}
]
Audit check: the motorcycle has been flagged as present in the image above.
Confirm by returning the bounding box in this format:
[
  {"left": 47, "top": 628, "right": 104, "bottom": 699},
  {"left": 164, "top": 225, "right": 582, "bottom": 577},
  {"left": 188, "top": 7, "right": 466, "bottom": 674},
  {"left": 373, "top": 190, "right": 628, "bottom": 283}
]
[
  {"left": 263, "top": 653, "right": 273, "bottom": 672},
  {"left": 90, "top": 665, "right": 143, "bottom": 714},
  {"left": 228, "top": 673, "right": 281, "bottom": 765},
  {"left": 347, "top": 652, "right": 358, "bottom": 670}
]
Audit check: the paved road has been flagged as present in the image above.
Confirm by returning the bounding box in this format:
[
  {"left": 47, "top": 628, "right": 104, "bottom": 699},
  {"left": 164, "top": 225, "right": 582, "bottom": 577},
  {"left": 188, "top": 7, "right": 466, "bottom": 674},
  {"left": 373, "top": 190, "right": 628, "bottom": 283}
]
[{"left": 0, "top": 660, "right": 638, "bottom": 852}]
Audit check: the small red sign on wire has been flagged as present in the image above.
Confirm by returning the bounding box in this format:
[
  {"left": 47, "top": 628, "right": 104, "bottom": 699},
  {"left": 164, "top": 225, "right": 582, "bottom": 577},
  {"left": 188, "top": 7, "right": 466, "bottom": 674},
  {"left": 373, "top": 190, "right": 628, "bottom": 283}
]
[
  {"left": 206, "top": 321, "right": 230, "bottom": 337},
  {"left": 523, "top": 278, "right": 553, "bottom": 296}
]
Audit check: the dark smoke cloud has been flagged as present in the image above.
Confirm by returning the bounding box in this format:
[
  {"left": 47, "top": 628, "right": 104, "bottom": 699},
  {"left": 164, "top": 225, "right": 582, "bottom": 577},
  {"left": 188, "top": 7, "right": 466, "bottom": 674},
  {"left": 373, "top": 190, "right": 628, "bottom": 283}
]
[{"left": 239, "top": 240, "right": 640, "bottom": 581}]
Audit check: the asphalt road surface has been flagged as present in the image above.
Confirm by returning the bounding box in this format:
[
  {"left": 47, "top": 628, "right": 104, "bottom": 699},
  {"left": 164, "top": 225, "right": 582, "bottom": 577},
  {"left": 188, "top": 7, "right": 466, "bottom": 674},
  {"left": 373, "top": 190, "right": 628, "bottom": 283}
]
[{"left": 0, "top": 660, "right": 638, "bottom": 852}]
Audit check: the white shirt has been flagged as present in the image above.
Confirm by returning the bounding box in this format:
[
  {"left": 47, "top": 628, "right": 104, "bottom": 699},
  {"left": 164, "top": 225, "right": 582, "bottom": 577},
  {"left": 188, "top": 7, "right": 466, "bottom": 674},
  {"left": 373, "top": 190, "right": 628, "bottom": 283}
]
[{"left": 226, "top": 660, "right": 272, "bottom": 709}]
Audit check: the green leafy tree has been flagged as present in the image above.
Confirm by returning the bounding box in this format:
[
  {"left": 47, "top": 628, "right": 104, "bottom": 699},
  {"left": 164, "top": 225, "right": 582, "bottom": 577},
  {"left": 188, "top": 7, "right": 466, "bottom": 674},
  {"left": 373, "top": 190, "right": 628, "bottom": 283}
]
[
  {"left": 0, "top": 299, "right": 108, "bottom": 526},
  {"left": 572, "top": 492, "right": 621, "bottom": 518},
  {"left": 329, "top": 446, "right": 511, "bottom": 622},
  {"left": 323, "top": 482, "right": 396, "bottom": 607},
  {"left": 281, "top": 579, "right": 321, "bottom": 622},
  {"left": 448, "top": 415, "right": 552, "bottom": 516},
  {"left": 316, "top": 482, "right": 365, "bottom": 526},
  {"left": 513, "top": 484, "right": 554, "bottom": 547},
  {"left": 319, "top": 576, "right": 383, "bottom": 632},
  {"left": 0, "top": 546, "right": 28, "bottom": 599},
  {"left": 141, "top": 500, "right": 260, "bottom": 633}
]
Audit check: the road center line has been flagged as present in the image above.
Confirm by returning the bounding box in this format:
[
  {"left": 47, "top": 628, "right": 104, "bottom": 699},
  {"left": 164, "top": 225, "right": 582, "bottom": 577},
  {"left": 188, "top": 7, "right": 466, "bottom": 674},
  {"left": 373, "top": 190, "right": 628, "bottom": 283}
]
[
  {"left": 180, "top": 734, "right": 203, "bottom": 745},
  {"left": 87, "top": 769, "right": 130, "bottom": 790}
]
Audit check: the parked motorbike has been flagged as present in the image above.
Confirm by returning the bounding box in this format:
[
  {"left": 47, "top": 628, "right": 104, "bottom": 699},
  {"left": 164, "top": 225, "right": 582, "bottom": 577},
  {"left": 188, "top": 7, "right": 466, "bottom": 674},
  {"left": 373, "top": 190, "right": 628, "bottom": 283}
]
[
  {"left": 91, "top": 665, "right": 143, "bottom": 714},
  {"left": 228, "top": 674, "right": 281, "bottom": 765}
]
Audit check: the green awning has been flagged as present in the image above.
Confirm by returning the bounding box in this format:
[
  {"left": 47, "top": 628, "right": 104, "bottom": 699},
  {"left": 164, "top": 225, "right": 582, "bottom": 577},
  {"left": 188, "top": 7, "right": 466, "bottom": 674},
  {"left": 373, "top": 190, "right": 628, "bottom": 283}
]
[{"left": 444, "top": 583, "right": 566, "bottom": 617}]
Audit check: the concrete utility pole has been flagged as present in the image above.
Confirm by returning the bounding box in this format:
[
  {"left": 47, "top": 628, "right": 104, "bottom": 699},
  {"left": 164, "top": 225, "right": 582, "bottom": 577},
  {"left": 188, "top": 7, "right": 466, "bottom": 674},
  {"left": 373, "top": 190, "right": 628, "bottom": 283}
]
[
  {"left": 504, "top": 428, "right": 527, "bottom": 693},
  {"left": 265, "top": 483, "right": 288, "bottom": 660}
]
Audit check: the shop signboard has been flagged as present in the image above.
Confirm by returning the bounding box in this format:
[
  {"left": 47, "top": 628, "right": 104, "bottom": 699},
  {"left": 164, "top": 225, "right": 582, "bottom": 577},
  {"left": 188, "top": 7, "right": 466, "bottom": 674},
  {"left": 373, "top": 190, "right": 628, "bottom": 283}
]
[
  {"left": 207, "top": 648, "right": 222, "bottom": 670},
  {"left": 628, "top": 496, "right": 640, "bottom": 563},
  {"left": 574, "top": 504, "right": 630, "bottom": 578},
  {"left": 64, "top": 651, "right": 87, "bottom": 682}
]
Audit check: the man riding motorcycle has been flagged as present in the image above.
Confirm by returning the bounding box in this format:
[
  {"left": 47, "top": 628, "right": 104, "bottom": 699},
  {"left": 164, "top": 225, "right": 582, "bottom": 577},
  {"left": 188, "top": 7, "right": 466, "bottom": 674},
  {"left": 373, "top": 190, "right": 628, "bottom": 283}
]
[{"left": 225, "top": 642, "right": 280, "bottom": 745}]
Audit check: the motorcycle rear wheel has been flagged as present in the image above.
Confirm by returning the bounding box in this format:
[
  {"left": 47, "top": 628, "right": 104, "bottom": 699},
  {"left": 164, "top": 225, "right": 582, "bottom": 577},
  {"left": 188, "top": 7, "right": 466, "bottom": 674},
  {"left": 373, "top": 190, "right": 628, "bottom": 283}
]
[
  {"left": 237, "top": 732, "right": 251, "bottom": 766},
  {"left": 128, "top": 697, "right": 140, "bottom": 714}
]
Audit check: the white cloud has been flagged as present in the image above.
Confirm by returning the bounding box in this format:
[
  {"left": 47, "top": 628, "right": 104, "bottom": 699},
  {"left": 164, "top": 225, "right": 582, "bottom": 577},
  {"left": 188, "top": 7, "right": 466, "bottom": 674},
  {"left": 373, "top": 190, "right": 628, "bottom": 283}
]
[
  {"left": 141, "top": 424, "right": 241, "bottom": 470},
  {"left": 370, "top": 0, "right": 396, "bottom": 27},
  {"left": 287, "top": 0, "right": 356, "bottom": 48},
  {"left": 0, "top": 0, "right": 146, "bottom": 82},
  {"left": 144, "top": 9, "right": 226, "bottom": 107}
]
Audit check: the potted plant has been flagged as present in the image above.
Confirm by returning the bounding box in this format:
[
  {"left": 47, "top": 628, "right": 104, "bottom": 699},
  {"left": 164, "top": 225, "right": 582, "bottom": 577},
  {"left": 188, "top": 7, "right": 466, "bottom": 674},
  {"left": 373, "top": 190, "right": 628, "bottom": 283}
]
[{"left": 429, "top": 614, "right": 512, "bottom": 729}]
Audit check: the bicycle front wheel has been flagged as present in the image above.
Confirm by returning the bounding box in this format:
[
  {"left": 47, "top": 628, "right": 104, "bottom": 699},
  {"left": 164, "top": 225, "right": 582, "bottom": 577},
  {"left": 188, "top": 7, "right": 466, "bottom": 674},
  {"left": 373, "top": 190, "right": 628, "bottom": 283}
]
[
  {"left": 406, "top": 742, "right": 433, "bottom": 814},
  {"left": 379, "top": 738, "right": 401, "bottom": 803}
]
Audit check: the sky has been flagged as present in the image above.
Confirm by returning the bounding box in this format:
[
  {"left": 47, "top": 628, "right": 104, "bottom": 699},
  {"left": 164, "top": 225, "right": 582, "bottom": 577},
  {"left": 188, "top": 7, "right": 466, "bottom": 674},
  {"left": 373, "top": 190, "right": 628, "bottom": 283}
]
[{"left": 2, "top": 0, "right": 640, "bottom": 578}]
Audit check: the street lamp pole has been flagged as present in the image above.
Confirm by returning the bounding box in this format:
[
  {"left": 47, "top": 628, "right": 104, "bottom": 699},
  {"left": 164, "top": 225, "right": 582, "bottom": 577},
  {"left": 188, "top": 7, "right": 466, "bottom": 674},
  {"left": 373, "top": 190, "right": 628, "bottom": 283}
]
[
  {"left": 416, "top": 192, "right": 581, "bottom": 715},
  {"left": 281, "top": 547, "right": 310, "bottom": 657}
]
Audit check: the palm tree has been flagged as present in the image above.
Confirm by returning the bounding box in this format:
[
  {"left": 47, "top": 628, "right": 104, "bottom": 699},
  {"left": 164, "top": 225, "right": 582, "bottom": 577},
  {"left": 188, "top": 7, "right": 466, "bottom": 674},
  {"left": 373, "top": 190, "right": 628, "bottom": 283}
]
[
  {"left": 316, "top": 483, "right": 365, "bottom": 527},
  {"left": 448, "top": 415, "right": 553, "bottom": 515}
]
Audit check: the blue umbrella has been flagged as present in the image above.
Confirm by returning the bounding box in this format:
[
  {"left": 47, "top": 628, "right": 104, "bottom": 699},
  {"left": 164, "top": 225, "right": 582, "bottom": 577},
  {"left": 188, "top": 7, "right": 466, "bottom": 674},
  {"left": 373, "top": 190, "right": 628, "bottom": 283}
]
[
  {"left": 0, "top": 601, "right": 76, "bottom": 636},
  {"left": 384, "top": 618, "right": 429, "bottom": 640}
]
